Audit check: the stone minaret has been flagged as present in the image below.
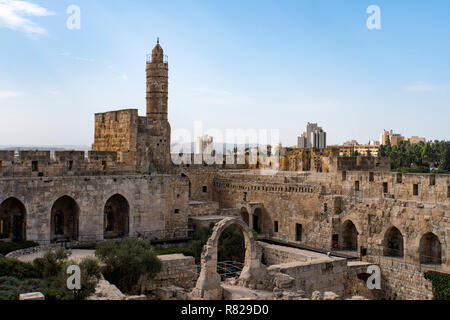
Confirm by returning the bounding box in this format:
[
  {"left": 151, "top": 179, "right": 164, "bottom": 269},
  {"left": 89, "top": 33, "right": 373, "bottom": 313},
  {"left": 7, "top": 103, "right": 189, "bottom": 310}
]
[{"left": 146, "top": 38, "right": 168, "bottom": 120}]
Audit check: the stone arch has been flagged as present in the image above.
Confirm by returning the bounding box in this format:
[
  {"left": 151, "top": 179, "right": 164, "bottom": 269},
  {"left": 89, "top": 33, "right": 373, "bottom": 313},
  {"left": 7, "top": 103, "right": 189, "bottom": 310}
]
[
  {"left": 341, "top": 220, "right": 358, "bottom": 251},
  {"left": 240, "top": 207, "right": 249, "bottom": 226},
  {"left": 0, "top": 197, "right": 26, "bottom": 241},
  {"left": 191, "top": 217, "right": 266, "bottom": 300},
  {"left": 383, "top": 226, "right": 404, "bottom": 258},
  {"left": 419, "top": 232, "right": 442, "bottom": 264},
  {"left": 50, "top": 196, "right": 79, "bottom": 242},
  {"left": 103, "top": 194, "right": 129, "bottom": 239}
]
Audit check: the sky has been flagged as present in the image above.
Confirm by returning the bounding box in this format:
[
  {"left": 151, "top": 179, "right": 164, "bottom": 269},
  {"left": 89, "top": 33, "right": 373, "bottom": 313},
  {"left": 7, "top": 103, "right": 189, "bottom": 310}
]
[{"left": 0, "top": 0, "right": 449, "bottom": 147}]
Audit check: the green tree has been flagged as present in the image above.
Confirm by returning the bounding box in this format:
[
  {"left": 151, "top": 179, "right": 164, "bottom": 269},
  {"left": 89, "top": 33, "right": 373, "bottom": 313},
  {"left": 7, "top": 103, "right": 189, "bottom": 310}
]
[{"left": 95, "top": 238, "right": 162, "bottom": 294}]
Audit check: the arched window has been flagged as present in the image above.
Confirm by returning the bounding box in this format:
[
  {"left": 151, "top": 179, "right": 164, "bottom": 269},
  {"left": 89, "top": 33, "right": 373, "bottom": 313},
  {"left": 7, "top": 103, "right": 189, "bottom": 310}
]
[
  {"left": 383, "top": 227, "right": 404, "bottom": 258},
  {"left": 419, "top": 232, "right": 441, "bottom": 264}
]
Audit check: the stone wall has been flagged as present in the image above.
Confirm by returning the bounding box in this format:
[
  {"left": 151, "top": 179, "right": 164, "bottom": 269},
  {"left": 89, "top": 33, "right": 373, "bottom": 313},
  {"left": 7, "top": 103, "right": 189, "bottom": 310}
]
[{"left": 143, "top": 254, "right": 198, "bottom": 292}]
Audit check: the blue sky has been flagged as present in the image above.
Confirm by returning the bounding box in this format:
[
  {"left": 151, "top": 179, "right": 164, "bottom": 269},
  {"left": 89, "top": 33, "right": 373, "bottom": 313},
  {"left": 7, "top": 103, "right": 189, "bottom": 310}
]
[{"left": 0, "top": 0, "right": 449, "bottom": 147}]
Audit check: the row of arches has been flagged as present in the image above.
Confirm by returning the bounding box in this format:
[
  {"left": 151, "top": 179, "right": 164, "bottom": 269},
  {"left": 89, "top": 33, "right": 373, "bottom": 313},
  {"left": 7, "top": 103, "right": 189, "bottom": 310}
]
[
  {"left": 0, "top": 194, "right": 129, "bottom": 243},
  {"left": 341, "top": 220, "right": 442, "bottom": 264}
]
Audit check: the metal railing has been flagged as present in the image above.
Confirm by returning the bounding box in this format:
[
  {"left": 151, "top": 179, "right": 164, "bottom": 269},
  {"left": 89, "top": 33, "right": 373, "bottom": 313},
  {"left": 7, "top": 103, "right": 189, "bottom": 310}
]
[
  {"left": 217, "top": 261, "right": 244, "bottom": 281},
  {"left": 146, "top": 54, "right": 168, "bottom": 64}
]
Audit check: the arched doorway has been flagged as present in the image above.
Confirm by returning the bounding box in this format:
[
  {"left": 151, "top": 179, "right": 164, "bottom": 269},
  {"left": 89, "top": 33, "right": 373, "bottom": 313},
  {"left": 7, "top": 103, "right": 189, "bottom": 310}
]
[
  {"left": 191, "top": 217, "right": 266, "bottom": 300},
  {"left": 51, "top": 196, "right": 79, "bottom": 242},
  {"left": 419, "top": 232, "right": 441, "bottom": 264},
  {"left": 104, "top": 194, "right": 129, "bottom": 239},
  {"left": 181, "top": 174, "right": 191, "bottom": 198},
  {"left": 341, "top": 220, "right": 358, "bottom": 251},
  {"left": 253, "top": 208, "right": 262, "bottom": 233},
  {"left": 0, "top": 197, "right": 26, "bottom": 241},
  {"left": 240, "top": 208, "right": 249, "bottom": 226},
  {"left": 383, "top": 226, "right": 404, "bottom": 258}
]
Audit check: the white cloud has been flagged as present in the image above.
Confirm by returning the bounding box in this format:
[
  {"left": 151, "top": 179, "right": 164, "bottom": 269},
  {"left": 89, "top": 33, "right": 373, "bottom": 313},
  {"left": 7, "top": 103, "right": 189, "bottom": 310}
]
[
  {"left": 119, "top": 74, "right": 129, "bottom": 80},
  {"left": 59, "top": 50, "right": 94, "bottom": 62},
  {"left": 406, "top": 81, "right": 450, "bottom": 92},
  {"left": 0, "top": 90, "right": 23, "bottom": 98},
  {"left": 0, "top": 0, "right": 54, "bottom": 35}
]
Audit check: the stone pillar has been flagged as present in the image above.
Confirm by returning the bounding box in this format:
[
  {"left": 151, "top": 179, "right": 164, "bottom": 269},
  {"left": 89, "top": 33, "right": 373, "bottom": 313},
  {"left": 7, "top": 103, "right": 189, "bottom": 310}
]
[{"left": 249, "top": 212, "right": 254, "bottom": 230}]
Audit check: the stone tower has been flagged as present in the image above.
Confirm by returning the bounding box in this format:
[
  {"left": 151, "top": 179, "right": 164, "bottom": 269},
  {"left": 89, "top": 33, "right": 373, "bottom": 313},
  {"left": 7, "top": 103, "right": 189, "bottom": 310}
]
[{"left": 146, "top": 38, "right": 168, "bottom": 120}]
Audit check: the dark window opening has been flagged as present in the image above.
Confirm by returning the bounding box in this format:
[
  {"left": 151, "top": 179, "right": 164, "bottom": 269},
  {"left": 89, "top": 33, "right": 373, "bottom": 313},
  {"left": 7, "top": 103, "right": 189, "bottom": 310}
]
[
  {"left": 101, "top": 161, "right": 107, "bottom": 171},
  {"left": 296, "top": 224, "right": 302, "bottom": 242},
  {"left": 67, "top": 160, "right": 73, "bottom": 171},
  {"left": 369, "top": 172, "right": 374, "bottom": 182},
  {"left": 396, "top": 173, "right": 402, "bottom": 184},
  {"left": 332, "top": 234, "right": 339, "bottom": 249},
  {"left": 342, "top": 171, "right": 347, "bottom": 181},
  {"left": 355, "top": 181, "right": 360, "bottom": 192},
  {"left": 31, "top": 161, "right": 38, "bottom": 172},
  {"left": 202, "top": 186, "right": 208, "bottom": 193},
  {"left": 448, "top": 186, "right": 450, "bottom": 199},
  {"left": 324, "top": 203, "right": 328, "bottom": 213},
  {"left": 174, "top": 209, "right": 179, "bottom": 214},
  {"left": 274, "top": 221, "right": 279, "bottom": 233},
  {"left": 383, "top": 182, "right": 388, "bottom": 194},
  {"left": 413, "top": 184, "right": 419, "bottom": 196},
  {"left": 243, "top": 192, "right": 247, "bottom": 201},
  {"left": 429, "top": 175, "right": 435, "bottom": 186}
]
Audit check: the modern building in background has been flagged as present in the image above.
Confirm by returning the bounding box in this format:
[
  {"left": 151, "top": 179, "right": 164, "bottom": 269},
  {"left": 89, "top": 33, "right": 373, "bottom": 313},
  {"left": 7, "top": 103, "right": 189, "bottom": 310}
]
[
  {"left": 298, "top": 122, "right": 327, "bottom": 149},
  {"left": 380, "top": 130, "right": 426, "bottom": 146},
  {"left": 195, "top": 134, "right": 214, "bottom": 154}
]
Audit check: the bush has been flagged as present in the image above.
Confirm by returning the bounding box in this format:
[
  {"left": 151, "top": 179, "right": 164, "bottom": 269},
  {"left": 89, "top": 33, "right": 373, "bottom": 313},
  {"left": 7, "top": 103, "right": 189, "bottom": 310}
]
[
  {"left": 0, "top": 241, "right": 39, "bottom": 255},
  {"left": 154, "top": 247, "right": 195, "bottom": 257},
  {"left": 33, "top": 248, "right": 71, "bottom": 279},
  {"left": 424, "top": 271, "right": 450, "bottom": 300},
  {"left": 0, "top": 255, "right": 40, "bottom": 280},
  {"left": 49, "top": 257, "right": 101, "bottom": 300},
  {"left": 0, "top": 276, "right": 48, "bottom": 300},
  {"left": 95, "top": 238, "right": 162, "bottom": 294}
]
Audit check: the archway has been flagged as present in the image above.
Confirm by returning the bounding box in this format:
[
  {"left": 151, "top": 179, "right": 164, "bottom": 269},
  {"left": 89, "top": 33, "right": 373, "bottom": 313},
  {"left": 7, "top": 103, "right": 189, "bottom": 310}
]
[
  {"left": 191, "top": 217, "right": 266, "bottom": 300},
  {"left": 419, "top": 232, "right": 441, "bottom": 264},
  {"left": 383, "top": 226, "right": 404, "bottom": 258},
  {"left": 104, "top": 194, "right": 129, "bottom": 239},
  {"left": 0, "top": 197, "right": 26, "bottom": 241},
  {"left": 181, "top": 174, "right": 191, "bottom": 198},
  {"left": 341, "top": 220, "right": 358, "bottom": 251},
  {"left": 253, "top": 207, "right": 263, "bottom": 233},
  {"left": 51, "top": 196, "right": 79, "bottom": 242},
  {"left": 240, "top": 207, "right": 249, "bottom": 226}
]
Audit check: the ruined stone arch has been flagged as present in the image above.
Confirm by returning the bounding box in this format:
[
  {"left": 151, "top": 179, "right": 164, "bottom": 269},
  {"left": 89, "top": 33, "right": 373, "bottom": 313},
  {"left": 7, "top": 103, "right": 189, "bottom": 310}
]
[
  {"left": 103, "top": 194, "right": 130, "bottom": 239},
  {"left": 383, "top": 226, "right": 404, "bottom": 258},
  {"left": 341, "top": 220, "right": 359, "bottom": 251},
  {"left": 419, "top": 232, "right": 442, "bottom": 264},
  {"left": 191, "top": 217, "right": 266, "bottom": 299},
  {"left": 0, "top": 197, "right": 27, "bottom": 241},
  {"left": 50, "top": 195, "right": 79, "bottom": 242}
]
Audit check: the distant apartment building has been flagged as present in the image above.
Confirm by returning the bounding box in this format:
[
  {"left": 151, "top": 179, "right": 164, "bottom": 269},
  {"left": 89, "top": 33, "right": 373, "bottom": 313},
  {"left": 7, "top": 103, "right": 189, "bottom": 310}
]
[
  {"left": 409, "top": 136, "right": 426, "bottom": 145},
  {"left": 380, "top": 130, "right": 426, "bottom": 146},
  {"left": 195, "top": 134, "right": 214, "bottom": 154},
  {"left": 380, "top": 130, "right": 404, "bottom": 146},
  {"left": 298, "top": 122, "right": 327, "bottom": 149},
  {"left": 338, "top": 144, "right": 380, "bottom": 157}
]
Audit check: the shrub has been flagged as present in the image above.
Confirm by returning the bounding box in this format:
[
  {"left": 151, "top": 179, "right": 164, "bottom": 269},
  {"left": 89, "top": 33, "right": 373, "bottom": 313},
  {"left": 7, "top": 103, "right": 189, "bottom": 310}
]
[
  {"left": 95, "top": 238, "right": 162, "bottom": 294},
  {"left": 218, "top": 225, "right": 245, "bottom": 262},
  {"left": 154, "top": 247, "right": 195, "bottom": 257},
  {"left": 0, "top": 276, "right": 48, "bottom": 300},
  {"left": 424, "top": 271, "right": 450, "bottom": 300},
  {"left": 0, "top": 255, "right": 40, "bottom": 280},
  {"left": 33, "top": 248, "right": 71, "bottom": 279},
  {"left": 49, "top": 257, "right": 101, "bottom": 300}
]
